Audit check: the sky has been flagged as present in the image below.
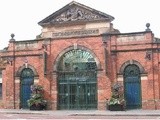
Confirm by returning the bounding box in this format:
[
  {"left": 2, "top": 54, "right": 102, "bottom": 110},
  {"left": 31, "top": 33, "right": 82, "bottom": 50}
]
[{"left": 0, "top": 0, "right": 160, "bottom": 49}]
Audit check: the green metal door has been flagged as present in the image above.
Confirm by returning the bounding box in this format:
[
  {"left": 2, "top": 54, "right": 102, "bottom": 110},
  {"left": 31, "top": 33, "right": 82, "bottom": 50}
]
[{"left": 57, "top": 49, "right": 97, "bottom": 110}]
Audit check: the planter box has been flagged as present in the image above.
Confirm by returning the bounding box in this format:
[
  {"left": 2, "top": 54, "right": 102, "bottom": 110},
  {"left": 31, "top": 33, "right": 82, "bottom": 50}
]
[
  {"left": 108, "top": 104, "right": 125, "bottom": 111},
  {"left": 30, "top": 104, "right": 46, "bottom": 110}
]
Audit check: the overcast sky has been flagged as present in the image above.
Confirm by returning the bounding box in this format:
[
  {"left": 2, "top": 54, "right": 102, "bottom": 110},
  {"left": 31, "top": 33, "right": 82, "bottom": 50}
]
[{"left": 0, "top": 0, "right": 160, "bottom": 49}]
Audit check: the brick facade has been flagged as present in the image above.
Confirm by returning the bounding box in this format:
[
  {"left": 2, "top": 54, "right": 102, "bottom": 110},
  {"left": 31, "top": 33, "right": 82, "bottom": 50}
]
[{"left": 0, "top": 1, "right": 160, "bottom": 110}]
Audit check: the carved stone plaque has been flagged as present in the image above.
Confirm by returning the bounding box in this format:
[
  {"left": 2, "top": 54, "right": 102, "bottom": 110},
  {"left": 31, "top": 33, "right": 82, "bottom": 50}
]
[
  {"left": 52, "top": 29, "right": 99, "bottom": 38},
  {"left": 53, "top": 7, "right": 102, "bottom": 23}
]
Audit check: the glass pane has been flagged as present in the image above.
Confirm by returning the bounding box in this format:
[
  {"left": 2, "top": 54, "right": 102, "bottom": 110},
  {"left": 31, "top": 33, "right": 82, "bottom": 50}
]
[{"left": 58, "top": 49, "right": 97, "bottom": 71}]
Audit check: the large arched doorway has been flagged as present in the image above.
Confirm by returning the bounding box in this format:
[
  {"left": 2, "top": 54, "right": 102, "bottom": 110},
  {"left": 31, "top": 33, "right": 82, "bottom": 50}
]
[
  {"left": 57, "top": 49, "right": 97, "bottom": 110},
  {"left": 20, "top": 68, "right": 34, "bottom": 109},
  {"left": 124, "top": 64, "right": 142, "bottom": 109}
]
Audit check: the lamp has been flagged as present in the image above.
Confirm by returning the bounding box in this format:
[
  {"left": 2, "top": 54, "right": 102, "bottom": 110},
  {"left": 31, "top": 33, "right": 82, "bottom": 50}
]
[
  {"left": 7, "top": 57, "right": 14, "bottom": 66},
  {"left": 145, "top": 50, "right": 152, "bottom": 60}
]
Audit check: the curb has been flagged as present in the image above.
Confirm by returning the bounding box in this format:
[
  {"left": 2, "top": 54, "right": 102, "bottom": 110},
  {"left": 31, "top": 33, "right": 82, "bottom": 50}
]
[
  {"left": 70, "top": 113, "right": 160, "bottom": 116},
  {"left": 0, "top": 110, "right": 160, "bottom": 116}
]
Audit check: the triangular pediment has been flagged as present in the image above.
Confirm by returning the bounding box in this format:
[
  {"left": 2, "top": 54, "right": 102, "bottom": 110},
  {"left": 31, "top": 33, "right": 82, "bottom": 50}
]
[{"left": 38, "top": 1, "right": 114, "bottom": 26}]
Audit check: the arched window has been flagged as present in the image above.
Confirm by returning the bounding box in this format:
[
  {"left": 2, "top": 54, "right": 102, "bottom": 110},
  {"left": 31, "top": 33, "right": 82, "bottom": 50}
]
[
  {"left": 57, "top": 49, "right": 97, "bottom": 110},
  {"left": 58, "top": 49, "right": 97, "bottom": 71}
]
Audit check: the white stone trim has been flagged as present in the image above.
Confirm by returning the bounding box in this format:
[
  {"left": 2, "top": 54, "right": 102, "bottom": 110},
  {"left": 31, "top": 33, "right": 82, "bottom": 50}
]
[
  {"left": 34, "top": 78, "right": 39, "bottom": 83},
  {"left": 117, "top": 75, "right": 123, "bottom": 82},
  {"left": 15, "top": 78, "right": 20, "bottom": 83},
  {"left": 117, "top": 74, "right": 147, "bottom": 81},
  {"left": 141, "top": 76, "right": 148, "bottom": 81}
]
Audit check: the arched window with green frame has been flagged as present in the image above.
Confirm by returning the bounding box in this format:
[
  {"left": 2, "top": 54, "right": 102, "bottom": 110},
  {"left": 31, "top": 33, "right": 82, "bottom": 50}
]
[{"left": 57, "top": 49, "right": 97, "bottom": 110}]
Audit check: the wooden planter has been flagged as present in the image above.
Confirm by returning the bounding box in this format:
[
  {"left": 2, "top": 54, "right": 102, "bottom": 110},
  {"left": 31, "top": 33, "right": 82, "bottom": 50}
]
[{"left": 108, "top": 104, "right": 125, "bottom": 111}]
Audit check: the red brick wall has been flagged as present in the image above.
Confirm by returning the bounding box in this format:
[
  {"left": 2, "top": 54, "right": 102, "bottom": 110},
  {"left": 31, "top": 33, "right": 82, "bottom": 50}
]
[
  {"left": 109, "top": 32, "right": 160, "bottom": 109},
  {"left": 1, "top": 31, "right": 160, "bottom": 110}
]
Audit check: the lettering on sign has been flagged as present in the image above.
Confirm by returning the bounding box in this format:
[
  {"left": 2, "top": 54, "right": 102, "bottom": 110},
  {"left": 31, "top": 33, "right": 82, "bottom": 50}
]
[{"left": 52, "top": 29, "right": 99, "bottom": 38}]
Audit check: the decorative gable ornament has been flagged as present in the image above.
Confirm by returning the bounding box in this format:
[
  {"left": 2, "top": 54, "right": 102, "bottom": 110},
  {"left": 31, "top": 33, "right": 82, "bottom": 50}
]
[
  {"left": 54, "top": 7, "right": 101, "bottom": 22},
  {"left": 38, "top": 1, "right": 114, "bottom": 26}
]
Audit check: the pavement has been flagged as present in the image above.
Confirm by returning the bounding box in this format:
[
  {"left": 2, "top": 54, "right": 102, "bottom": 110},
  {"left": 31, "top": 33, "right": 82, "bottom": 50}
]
[{"left": 0, "top": 109, "right": 160, "bottom": 116}]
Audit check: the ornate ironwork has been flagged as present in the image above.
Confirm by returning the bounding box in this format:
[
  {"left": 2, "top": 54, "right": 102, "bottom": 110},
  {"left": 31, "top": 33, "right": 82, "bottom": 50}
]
[
  {"left": 58, "top": 49, "right": 97, "bottom": 71},
  {"left": 20, "top": 68, "right": 34, "bottom": 78},
  {"left": 124, "top": 64, "right": 140, "bottom": 78}
]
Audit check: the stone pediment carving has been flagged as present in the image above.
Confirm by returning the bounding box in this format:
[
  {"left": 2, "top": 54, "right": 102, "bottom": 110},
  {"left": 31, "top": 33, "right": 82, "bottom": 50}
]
[
  {"left": 54, "top": 7, "right": 101, "bottom": 22},
  {"left": 38, "top": 1, "right": 114, "bottom": 26}
]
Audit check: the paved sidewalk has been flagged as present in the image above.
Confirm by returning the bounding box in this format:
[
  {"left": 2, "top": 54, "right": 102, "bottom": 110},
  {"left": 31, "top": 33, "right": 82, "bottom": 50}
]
[{"left": 0, "top": 109, "right": 160, "bottom": 116}]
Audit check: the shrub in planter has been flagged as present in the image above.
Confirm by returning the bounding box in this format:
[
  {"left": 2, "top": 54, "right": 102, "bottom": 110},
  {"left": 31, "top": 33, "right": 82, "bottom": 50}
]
[
  {"left": 27, "top": 84, "right": 47, "bottom": 110},
  {"left": 107, "top": 82, "right": 126, "bottom": 111}
]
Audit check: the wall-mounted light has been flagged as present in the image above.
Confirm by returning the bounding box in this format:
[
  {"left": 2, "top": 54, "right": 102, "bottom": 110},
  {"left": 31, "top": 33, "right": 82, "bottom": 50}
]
[
  {"left": 42, "top": 43, "right": 49, "bottom": 55},
  {"left": 145, "top": 50, "right": 152, "bottom": 60},
  {"left": 7, "top": 57, "right": 14, "bottom": 66}
]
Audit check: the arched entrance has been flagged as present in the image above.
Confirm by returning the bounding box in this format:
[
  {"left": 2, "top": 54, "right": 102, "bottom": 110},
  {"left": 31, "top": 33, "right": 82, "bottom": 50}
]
[
  {"left": 124, "top": 64, "right": 142, "bottom": 109},
  {"left": 20, "top": 68, "right": 34, "bottom": 109},
  {"left": 57, "top": 49, "right": 97, "bottom": 110}
]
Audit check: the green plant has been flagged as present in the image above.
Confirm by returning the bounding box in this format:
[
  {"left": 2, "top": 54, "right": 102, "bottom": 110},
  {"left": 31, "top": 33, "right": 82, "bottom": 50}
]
[
  {"left": 107, "top": 82, "right": 126, "bottom": 106},
  {"left": 27, "top": 84, "right": 47, "bottom": 110}
]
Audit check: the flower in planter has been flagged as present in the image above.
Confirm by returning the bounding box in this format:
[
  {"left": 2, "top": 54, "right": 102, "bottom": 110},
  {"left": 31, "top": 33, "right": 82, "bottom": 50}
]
[
  {"left": 107, "top": 82, "right": 126, "bottom": 111},
  {"left": 27, "top": 84, "right": 47, "bottom": 110},
  {"left": 31, "top": 84, "right": 43, "bottom": 93}
]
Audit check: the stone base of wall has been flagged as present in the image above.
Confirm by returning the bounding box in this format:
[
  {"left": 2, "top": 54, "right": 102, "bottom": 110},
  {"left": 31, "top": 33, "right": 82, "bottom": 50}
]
[
  {"left": 3, "top": 101, "right": 15, "bottom": 109},
  {"left": 142, "top": 100, "right": 160, "bottom": 110},
  {"left": 155, "top": 100, "right": 160, "bottom": 109},
  {"left": 2, "top": 99, "right": 160, "bottom": 110},
  {"left": 0, "top": 100, "right": 4, "bottom": 108},
  {"left": 98, "top": 101, "right": 106, "bottom": 110},
  {"left": 47, "top": 101, "right": 57, "bottom": 110}
]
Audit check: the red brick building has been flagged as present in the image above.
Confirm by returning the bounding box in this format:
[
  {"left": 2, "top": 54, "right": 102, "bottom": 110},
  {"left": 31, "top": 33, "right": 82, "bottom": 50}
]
[{"left": 0, "top": 1, "right": 160, "bottom": 110}]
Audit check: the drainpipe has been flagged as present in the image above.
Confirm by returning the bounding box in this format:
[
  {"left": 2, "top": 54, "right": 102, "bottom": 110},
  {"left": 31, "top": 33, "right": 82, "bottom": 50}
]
[
  {"left": 49, "top": 39, "right": 52, "bottom": 97},
  {"left": 46, "top": 38, "right": 52, "bottom": 99},
  {"left": 43, "top": 38, "right": 52, "bottom": 107},
  {"left": 102, "top": 34, "right": 110, "bottom": 75}
]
